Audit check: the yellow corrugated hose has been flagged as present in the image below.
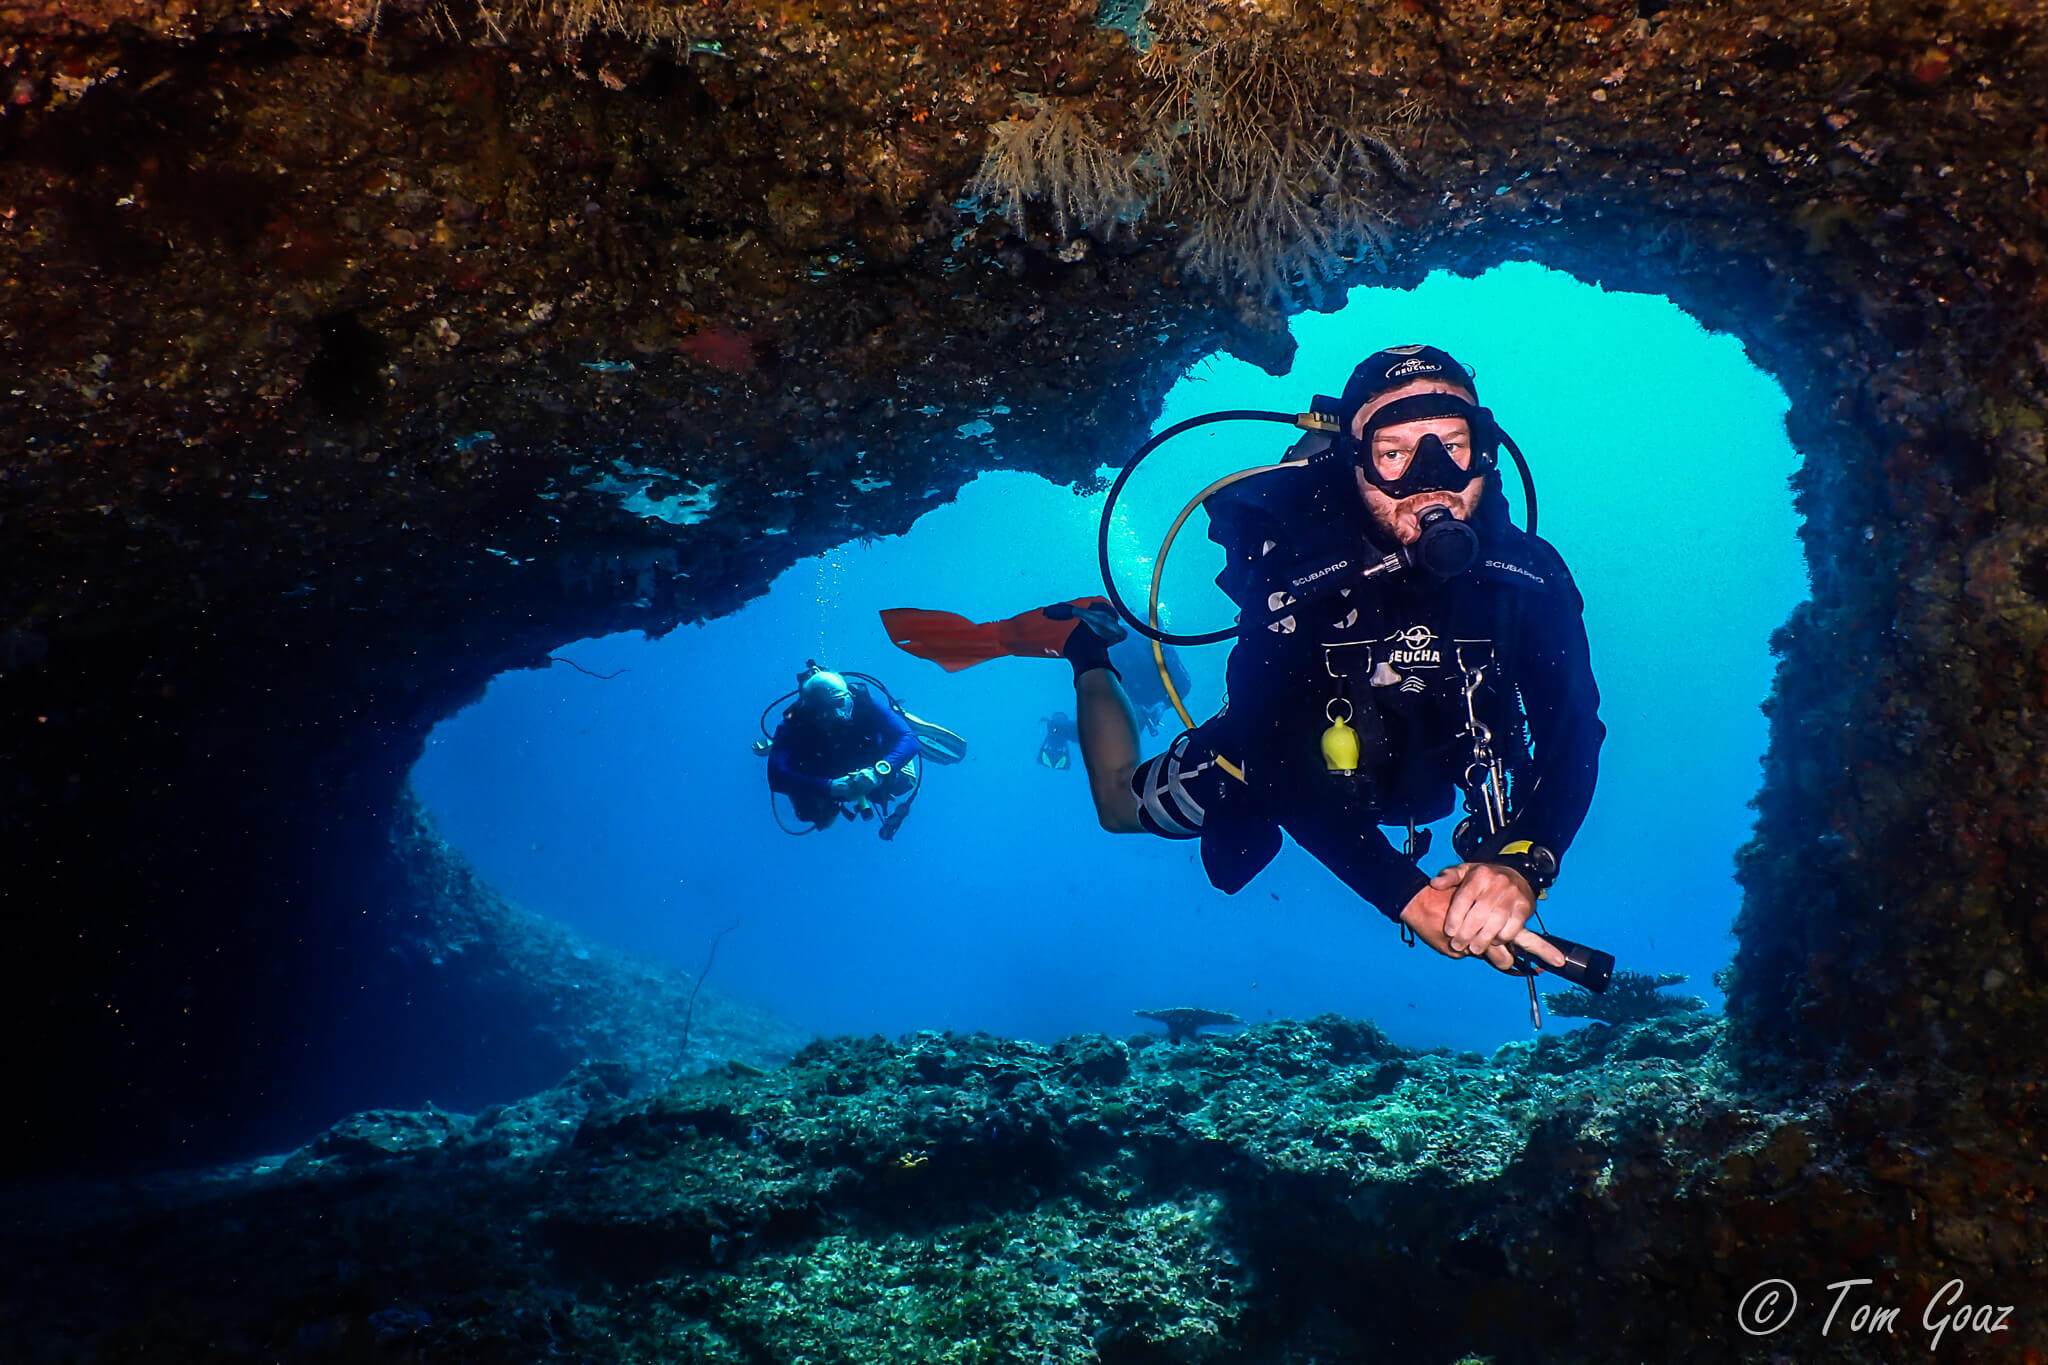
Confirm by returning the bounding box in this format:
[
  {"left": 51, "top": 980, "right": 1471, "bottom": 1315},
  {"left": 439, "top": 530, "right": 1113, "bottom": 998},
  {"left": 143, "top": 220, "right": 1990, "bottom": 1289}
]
[{"left": 1144, "top": 464, "right": 1289, "bottom": 784}]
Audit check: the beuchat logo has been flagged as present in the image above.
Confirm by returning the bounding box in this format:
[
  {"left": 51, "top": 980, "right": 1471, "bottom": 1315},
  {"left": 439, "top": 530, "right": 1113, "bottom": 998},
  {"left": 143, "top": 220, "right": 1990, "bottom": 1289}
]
[{"left": 1384, "top": 355, "right": 1442, "bottom": 382}]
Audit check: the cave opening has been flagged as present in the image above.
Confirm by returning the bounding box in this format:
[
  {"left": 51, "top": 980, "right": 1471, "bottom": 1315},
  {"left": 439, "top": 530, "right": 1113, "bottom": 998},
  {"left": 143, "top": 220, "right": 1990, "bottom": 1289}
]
[
  {"left": 409, "top": 262, "right": 1807, "bottom": 1059},
  {"left": 7, "top": 0, "right": 2044, "bottom": 1345}
]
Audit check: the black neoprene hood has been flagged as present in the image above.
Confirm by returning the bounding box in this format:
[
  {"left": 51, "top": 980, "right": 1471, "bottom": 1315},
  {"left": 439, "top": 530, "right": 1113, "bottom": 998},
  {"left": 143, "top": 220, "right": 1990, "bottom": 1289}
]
[{"left": 1338, "top": 345, "right": 1477, "bottom": 427}]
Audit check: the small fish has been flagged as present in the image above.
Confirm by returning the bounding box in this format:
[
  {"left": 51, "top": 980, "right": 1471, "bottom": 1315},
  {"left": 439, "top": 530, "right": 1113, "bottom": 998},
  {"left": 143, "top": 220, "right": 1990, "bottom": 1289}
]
[{"left": 580, "top": 360, "right": 636, "bottom": 374}]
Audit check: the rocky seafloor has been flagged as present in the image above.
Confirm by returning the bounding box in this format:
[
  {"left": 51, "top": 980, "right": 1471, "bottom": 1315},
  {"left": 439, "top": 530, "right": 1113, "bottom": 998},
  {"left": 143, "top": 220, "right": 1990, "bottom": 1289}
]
[{"left": 8, "top": 1009, "right": 1915, "bottom": 1365}]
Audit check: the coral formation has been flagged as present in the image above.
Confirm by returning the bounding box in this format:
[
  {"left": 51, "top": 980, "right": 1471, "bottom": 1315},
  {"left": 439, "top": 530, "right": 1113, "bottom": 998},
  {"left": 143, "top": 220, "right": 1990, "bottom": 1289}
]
[
  {"left": 1138, "top": 0, "right": 1407, "bottom": 297},
  {"left": 8, "top": 1014, "right": 1893, "bottom": 1365},
  {"left": 707, "top": 1200, "right": 1241, "bottom": 1365},
  {"left": 1545, "top": 970, "right": 1708, "bottom": 1027},
  {"left": 969, "top": 96, "right": 1163, "bottom": 240},
  {"left": 965, "top": 0, "right": 1406, "bottom": 298},
  {"left": 1134, "top": 1005, "right": 1244, "bottom": 1042}
]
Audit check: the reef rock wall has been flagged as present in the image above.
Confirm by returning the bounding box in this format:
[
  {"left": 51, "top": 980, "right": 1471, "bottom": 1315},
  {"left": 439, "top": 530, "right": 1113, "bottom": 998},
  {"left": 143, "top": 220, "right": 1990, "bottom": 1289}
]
[
  {"left": 8, "top": 1017, "right": 2044, "bottom": 1364},
  {"left": 2, "top": 0, "right": 2045, "bottom": 1177}
]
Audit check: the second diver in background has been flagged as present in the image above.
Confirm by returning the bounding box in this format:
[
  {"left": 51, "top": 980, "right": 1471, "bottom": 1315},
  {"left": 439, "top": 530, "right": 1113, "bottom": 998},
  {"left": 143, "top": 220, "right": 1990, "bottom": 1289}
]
[
  {"left": 759, "top": 663, "right": 965, "bottom": 838},
  {"left": 1038, "top": 711, "right": 1076, "bottom": 769}
]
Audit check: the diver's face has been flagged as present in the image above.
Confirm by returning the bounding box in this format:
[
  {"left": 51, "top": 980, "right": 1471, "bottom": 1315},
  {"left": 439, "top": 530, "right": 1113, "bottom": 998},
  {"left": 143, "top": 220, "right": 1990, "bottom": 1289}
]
[
  {"left": 803, "top": 673, "right": 856, "bottom": 720},
  {"left": 1349, "top": 380, "right": 1483, "bottom": 546},
  {"left": 1367, "top": 414, "right": 1475, "bottom": 483}
]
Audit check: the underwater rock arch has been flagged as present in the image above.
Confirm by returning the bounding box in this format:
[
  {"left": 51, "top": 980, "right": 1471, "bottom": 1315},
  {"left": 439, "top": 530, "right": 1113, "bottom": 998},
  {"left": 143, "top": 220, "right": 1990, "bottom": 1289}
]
[{"left": 1, "top": 0, "right": 2043, "bottom": 1202}]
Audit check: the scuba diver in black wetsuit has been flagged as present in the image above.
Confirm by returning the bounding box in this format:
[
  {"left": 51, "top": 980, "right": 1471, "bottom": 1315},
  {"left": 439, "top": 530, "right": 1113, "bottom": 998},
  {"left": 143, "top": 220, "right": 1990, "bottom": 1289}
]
[
  {"left": 884, "top": 345, "right": 1609, "bottom": 1005},
  {"left": 1097, "top": 345, "right": 1604, "bottom": 977}
]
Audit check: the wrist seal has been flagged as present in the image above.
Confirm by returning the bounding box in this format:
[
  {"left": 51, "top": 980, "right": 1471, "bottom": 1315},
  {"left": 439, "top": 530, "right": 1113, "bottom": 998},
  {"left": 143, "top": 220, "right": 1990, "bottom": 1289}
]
[{"left": 1485, "top": 840, "right": 1558, "bottom": 896}]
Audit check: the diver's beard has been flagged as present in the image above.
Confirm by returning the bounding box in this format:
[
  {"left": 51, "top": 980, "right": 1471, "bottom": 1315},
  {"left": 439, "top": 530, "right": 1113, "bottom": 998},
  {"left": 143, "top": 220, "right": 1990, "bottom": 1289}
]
[{"left": 1361, "top": 476, "right": 1484, "bottom": 545}]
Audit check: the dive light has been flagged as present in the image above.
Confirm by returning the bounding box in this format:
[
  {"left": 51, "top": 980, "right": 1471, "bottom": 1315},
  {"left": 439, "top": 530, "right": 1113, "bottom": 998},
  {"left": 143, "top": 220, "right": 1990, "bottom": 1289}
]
[{"left": 1520, "top": 933, "right": 1614, "bottom": 994}]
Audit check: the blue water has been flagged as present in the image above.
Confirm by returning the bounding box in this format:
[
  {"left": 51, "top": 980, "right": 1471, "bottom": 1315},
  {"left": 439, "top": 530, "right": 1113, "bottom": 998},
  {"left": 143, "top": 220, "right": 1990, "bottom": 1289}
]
[{"left": 413, "top": 263, "right": 1806, "bottom": 1056}]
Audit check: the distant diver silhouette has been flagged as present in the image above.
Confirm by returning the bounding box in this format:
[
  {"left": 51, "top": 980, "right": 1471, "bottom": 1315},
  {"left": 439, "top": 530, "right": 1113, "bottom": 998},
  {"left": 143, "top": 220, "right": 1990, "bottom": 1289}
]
[{"left": 1038, "top": 711, "right": 1077, "bottom": 770}]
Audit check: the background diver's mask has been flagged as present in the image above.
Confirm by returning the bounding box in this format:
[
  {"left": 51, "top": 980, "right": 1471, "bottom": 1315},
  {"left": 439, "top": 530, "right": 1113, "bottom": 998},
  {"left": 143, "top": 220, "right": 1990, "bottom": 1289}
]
[{"left": 799, "top": 668, "right": 856, "bottom": 721}]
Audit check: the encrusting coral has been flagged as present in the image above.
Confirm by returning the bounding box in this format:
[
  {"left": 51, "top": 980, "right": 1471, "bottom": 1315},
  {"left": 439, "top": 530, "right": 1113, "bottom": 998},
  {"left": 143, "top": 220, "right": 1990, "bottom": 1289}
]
[{"left": 5, "top": 1012, "right": 1811, "bottom": 1365}]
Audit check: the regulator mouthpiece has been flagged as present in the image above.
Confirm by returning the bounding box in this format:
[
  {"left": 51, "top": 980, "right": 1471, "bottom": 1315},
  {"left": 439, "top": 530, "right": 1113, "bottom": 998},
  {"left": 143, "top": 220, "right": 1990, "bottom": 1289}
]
[{"left": 1409, "top": 505, "right": 1479, "bottom": 579}]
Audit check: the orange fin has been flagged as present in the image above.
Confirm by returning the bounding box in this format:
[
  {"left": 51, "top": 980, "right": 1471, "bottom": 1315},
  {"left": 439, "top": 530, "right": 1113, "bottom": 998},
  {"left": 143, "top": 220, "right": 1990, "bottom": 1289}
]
[
  {"left": 880, "top": 599, "right": 1104, "bottom": 672},
  {"left": 878, "top": 608, "right": 1003, "bottom": 672}
]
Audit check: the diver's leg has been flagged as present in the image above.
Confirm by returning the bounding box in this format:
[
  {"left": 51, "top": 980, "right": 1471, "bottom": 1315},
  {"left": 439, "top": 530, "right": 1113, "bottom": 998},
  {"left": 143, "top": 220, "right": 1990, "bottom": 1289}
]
[
  {"left": 1075, "top": 667, "right": 1144, "bottom": 832},
  {"left": 1060, "top": 604, "right": 1145, "bottom": 832}
]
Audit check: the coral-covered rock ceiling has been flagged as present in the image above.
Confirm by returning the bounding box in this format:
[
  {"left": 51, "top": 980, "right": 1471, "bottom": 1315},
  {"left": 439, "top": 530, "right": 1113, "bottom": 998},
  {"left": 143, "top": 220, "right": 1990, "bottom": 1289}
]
[{"left": 3, "top": 0, "right": 2045, "bottom": 1233}]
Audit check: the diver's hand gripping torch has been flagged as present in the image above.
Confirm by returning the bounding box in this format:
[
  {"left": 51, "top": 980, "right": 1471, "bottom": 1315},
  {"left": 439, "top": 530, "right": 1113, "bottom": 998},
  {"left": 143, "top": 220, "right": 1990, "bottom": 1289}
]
[
  {"left": 1513, "top": 933, "right": 1614, "bottom": 994},
  {"left": 1505, "top": 932, "right": 1615, "bottom": 1030}
]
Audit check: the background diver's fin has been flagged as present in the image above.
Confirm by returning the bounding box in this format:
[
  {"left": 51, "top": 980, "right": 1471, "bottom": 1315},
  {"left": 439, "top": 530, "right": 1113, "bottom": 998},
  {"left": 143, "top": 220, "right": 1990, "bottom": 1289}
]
[
  {"left": 1038, "top": 743, "right": 1071, "bottom": 770},
  {"left": 900, "top": 711, "right": 968, "bottom": 764}
]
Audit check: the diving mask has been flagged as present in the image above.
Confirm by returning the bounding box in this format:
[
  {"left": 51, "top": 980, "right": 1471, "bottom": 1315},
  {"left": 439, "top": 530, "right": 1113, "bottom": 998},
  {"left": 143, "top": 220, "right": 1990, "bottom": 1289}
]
[{"left": 1347, "top": 392, "right": 1499, "bottom": 499}]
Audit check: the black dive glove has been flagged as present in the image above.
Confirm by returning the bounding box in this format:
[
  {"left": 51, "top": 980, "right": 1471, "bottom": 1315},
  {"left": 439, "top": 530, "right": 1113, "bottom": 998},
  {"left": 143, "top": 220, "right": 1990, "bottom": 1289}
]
[{"left": 1046, "top": 600, "right": 1125, "bottom": 682}]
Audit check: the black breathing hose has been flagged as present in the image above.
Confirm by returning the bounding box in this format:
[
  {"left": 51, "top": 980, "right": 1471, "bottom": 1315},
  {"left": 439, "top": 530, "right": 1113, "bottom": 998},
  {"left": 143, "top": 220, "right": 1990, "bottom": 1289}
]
[
  {"left": 1095, "top": 408, "right": 1540, "bottom": 644},
  {"left": 1095, "top": 409, "right": 1301, "bottom": 646}
]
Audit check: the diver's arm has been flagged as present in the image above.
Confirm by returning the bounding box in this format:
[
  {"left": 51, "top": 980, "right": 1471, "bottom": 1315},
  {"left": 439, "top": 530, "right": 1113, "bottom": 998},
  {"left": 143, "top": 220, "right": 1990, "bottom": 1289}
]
[
  {"left": 1075, "top": 666, "right": 1145, "bottom": 833},
  {"left": 1280, "top": 805, "right": 1563, "bottom": 969},
  {"left": 766, "top": 735, "right": 833, "bottom": 799},
  {"left": 1279, "top": 816, "right": 1430, "bottom": 922},
  {"left": 868, "top": 694, "right": 921, "bottom": 770}
]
